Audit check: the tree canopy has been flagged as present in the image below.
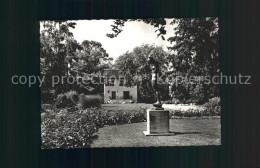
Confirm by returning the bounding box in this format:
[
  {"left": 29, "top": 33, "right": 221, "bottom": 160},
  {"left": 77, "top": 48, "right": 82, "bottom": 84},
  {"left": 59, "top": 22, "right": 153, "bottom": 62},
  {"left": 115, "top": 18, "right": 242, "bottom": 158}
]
[
  {"left": 108, "top": 18, "right": 219, "bottom": 103},
  {"left": 114, "top": 44, "right": 170, "bottom": 103},
  {"left": 40, "top": 21, "right": 113, "bottom": 98}
]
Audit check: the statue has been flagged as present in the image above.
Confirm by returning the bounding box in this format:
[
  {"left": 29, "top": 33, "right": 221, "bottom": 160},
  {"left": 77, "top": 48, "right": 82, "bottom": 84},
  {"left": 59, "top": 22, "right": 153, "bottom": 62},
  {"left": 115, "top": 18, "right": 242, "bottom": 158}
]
[
  {"left": 148, "top": 53, "right": 163, "bottom": 110},
  {"left": 143, "top": 52, "right": 171, "bottom": 136}
]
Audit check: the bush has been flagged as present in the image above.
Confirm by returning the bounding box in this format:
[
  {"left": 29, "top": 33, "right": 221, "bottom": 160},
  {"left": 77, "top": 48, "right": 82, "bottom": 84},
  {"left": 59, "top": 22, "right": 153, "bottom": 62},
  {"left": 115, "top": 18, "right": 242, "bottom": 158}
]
[
  {"left": 66, "top": 91, "right": 79, "bottom": 104},
  {"left": 78, "top": 94, "right": 101, "bottom": 109},
  {"left": 163, "top": 100, "right": 174, "bottom": 104},
  {"left": 203, "top": 97, "right": 221, "bottom": 116},
  {"left": 169, "top": 107, "right": 220, "bottom": 118},
  {"left": 170, "top": 109, "right": 207, "bottom": 118},
  {"left": 55, "top": 94, "right": 73, "bottom": 108},
  {"left": 163, "top": 97, "right": 181, "bottom": 104},
  {"left": 41, "top": 107, "right": 147, "bottom": 149},
  {"left": 41, "top": 108, "right": 100, "bottom": 148},
  {"left": 204, "top": 97, "right": 220, "bottom": 108},
  {"left": 55, "top": 91, "right": 79, "bottom": 108},
  {"left": 104, "top": 109, "right": 146, "bottom": 125}
]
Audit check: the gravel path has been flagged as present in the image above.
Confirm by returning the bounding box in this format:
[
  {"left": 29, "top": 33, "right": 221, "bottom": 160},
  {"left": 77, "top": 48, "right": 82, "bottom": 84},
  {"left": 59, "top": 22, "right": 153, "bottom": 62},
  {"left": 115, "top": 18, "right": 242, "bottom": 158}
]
[{"left": 91, "top": 118, "right": 221, "bottom": 148}]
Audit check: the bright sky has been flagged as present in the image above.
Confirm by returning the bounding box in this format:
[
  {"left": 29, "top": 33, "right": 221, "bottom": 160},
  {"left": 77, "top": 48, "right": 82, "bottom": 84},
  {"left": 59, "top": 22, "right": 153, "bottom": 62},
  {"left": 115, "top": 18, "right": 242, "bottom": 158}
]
[{"left": 69, "top": 19, "right": 176, "bottom": 60}]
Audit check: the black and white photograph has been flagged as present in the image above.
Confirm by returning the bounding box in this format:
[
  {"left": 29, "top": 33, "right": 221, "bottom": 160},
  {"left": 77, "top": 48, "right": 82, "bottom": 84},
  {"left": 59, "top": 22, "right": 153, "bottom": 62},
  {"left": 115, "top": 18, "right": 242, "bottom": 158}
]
[
  {"left": 4, "top": 0, "right": 260, "bottom": 166},
  {"left": 40, "top": 18, "right": 220, "bottom": 149}
]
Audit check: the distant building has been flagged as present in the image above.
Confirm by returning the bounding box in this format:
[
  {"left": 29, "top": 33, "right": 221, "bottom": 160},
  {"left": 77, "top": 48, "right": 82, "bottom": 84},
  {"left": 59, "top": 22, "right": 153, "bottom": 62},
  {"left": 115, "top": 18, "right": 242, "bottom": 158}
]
[{"left": 103, "top": 69, "right": 138, "bottom": 103}]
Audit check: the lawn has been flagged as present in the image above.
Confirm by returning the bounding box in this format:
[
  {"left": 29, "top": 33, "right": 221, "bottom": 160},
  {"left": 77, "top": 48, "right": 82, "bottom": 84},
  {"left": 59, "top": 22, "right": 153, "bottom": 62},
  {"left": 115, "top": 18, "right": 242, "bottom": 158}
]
[
  {"left": 102, "top": 103, "right": 152, "bottom": 111},
  {"left": 42, "top": 102, "right": 220, "bottom": 148},
  {"left": 102, "top": 103, "right": 205, "bottom": 112},
  {"left": 91, "top": 118, "right": 221, "bottom": 147}
]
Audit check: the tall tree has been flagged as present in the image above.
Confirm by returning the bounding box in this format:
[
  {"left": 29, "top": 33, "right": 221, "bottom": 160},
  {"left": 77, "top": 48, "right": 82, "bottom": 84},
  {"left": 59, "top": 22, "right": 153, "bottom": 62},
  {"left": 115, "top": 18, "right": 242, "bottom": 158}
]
[
  {"left": 40, "top": 21, "right": 80, "bottom": 96},
  {"left": 114, "top": 44, "right": 170, "bottom": 103},
  {"left": 71, "top": 40, "right": 112, "bottom": 74},
  {"left": 107, "top": 19, "right": 167, "bottom": 40},
  {"left": 67, "top": 40, "right": 113, "bottom": 94},
  {"left": 168, "top": 18, "right": 219, "bottom": 103},
  {"left": 108, "top": 18, "right": 219, "bottom": 103}
]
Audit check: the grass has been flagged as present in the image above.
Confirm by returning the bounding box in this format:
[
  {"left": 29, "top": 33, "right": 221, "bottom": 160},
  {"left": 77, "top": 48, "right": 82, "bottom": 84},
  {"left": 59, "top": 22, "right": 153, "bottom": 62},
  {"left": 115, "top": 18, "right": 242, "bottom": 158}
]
[
  {"left": 42, "top": 102, "right": 220, "bottom": 148},
  {"left": 102, "top": 103, "right": 153, "bottom": 111},
  {"left": 91, "top": 118, "right": 221, "bottom": 147},
  {"left": 102, "top": 103, "right": 218, "bottom": 117},
  {"left": 102, "top": 103, "right": 205, "bottom": 111}
]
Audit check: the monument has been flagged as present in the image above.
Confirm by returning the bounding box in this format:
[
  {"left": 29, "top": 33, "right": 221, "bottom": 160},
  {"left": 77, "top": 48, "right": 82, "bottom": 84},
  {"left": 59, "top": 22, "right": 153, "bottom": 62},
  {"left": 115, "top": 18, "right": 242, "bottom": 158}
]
[{"left": 143, "top": 53, "right": 171, "bottom": 136}]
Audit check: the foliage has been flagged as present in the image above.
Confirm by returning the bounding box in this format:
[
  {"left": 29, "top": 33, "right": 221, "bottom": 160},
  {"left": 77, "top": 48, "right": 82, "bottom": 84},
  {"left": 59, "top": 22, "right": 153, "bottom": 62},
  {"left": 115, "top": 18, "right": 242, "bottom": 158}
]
[
  {"left": 41, "top": 106, "right": 147, "bottom": 149},
  {"left": 55, "top": 91, "right": 79, "bottom": 108},
  {"left": 78, "top": 94, "right": 102, "bottom": 109},
  {"left": 168, "top": 18, "right": 219, "bottom": 103},
  {"left": 41, "top": 100, "right": 220, "bottom": 148},
  {"left": 107, "top": 18, "right": 219, "bottom": 104},
  {"left": 54, "top": 90, "right": 103, "bottom": 109},
  {"left": 114, "top": 44, "right": 170, "bottom": 103},
  {"left": 41, "top": 91, "right": 54, "bottom": 104},
  {"left": 67, "top": 90, "right": 80, "bottom": 103},
  {"left": 169, "top": 106, "right": 220, "bottom": 118},
  {"left": 40, "top": 21, "right": 113, "bottom": 97},
  {"left": 203, "top": 97, "right": 221, "bottom": 115},
  {"left": 40, "top": 21, "right": 80, "bottom": 96},
  {"left": 107, "top": 19, "right": 167, "bottom": 40},
  {"left": 66, "top": 40, "right": 113, "bottom": 95},
  {"left": 204, "top": 97, "right": 220, "bottom": 107},
  {"left": 103, "top": 108, "right": 147, "bottom": 125},
  {"left": 163, "top": 97, "right": 182, "bottom": 104},
  {"left": 41, "top": 108, "right": 99, "bottom": 148}
]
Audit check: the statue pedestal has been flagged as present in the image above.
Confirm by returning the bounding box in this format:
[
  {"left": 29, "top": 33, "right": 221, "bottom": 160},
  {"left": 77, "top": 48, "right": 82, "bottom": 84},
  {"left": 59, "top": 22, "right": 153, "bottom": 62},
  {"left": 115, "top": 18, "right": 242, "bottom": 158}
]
[{"left": 143, "top": 108, "right": 171, "bottom": 136}]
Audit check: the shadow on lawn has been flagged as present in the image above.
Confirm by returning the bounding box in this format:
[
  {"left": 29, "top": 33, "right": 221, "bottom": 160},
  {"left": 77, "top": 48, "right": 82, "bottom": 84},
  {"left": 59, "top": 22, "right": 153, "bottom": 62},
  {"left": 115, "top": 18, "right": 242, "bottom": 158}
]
[
  {"left": 172, "top": 131, "right": 201, "bottom": 135},
  {"left": 145, "top": 131, "right": 201, "bottom": 136},
  {"left": 87, "top": 135, "right": 99, "bottom": 147}
]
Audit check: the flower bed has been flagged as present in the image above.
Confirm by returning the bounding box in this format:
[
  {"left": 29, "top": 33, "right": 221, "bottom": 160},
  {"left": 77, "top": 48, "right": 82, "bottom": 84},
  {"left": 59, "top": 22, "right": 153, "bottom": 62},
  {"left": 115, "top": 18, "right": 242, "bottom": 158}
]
[
  {"left": 41, "top": 107, "right": 147, "bottom": 149},
  {"left": 41, "top": 104, "right": 220, "bottom": 149}
]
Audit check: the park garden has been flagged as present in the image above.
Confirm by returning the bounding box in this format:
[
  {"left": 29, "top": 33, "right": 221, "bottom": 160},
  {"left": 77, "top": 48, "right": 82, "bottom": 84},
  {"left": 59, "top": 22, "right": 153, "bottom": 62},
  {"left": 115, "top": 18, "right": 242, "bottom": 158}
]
[{"left": 41, "top": 18, "right": 220, "bottom": 148}]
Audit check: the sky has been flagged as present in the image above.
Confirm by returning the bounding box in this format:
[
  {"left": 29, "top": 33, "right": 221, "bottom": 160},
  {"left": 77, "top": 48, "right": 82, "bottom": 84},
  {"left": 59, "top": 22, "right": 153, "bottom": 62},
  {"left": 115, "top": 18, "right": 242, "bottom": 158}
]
[{"left": 69, "top": 19, "right": 176, "bottom": 60}]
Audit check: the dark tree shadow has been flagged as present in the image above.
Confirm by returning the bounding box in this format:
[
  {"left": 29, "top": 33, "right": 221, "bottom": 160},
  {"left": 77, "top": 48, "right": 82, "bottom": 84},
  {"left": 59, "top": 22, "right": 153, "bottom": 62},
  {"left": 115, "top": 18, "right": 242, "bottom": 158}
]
[
  {"left": 145, "top": 131, "right": 201, "bottom": 136},
  {"left": 87, "top": 134, "right": 99, "bottom": 147},
  {"left": 170, "top": 131, "right": 201, "bottom": 135}
]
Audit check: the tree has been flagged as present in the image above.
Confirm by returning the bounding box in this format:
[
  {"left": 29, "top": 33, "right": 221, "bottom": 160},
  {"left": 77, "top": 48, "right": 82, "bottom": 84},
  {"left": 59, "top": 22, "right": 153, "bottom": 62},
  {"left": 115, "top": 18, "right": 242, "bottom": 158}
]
[
  {"left": 40, "top": 21, "right": 113, "bottom": 98},
  {"left": 107, "top": 19, "right": 167, "bottom": 40},
  {"left": 40, "top": 21, "right": 80, "bottom": 97},
  {"left": 108, "top": 18, "right": 219, "bottom": 103},
  {"left": 71, "top": 40, "right": 112, "bottom": 74},
  {"left": 167, "top": 18, "right": 219, "bottom": 103},
  {"left": 67, "top": 40, "right": 113, "bottom": 94},
  {"left": 114, "top": 44, "right": 170, "bottom": 103}
]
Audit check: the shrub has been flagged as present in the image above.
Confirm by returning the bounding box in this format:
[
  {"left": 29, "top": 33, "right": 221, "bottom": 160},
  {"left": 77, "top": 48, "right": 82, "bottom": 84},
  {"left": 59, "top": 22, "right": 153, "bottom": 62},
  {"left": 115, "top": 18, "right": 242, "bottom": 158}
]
[
  {"left": 41, "top": 107, "right": 147, "bottom": 149},
  {"left": 55, "top": 94, "right": 72, "bottom": 108},
  {"left": 172, "top": 97, "right": 180, "bottom": 104},
  {"left": 55, "top": 91, "right": 79, "bottom": 108},
  {"left": 163, "top": 97, "right": 181, "bottom": 104},
  {"left": 41, "top": 104, "right": 54, "bottom": 112},
  {"left": 41, "top": 108, "right": 100, "bottom": 149},
  {"left": 66, "top": 91, "right": 79, "bottom": 104},
  {"left": 78, "top": 94, "right": 101, "bottom": 109},
  {"left": 204, "top": 97, "right": 220, "bottom": 108},
  {"left": 203, "top": 97, "right": 221, "bottom": 116},
  {"left": 170, "top": 109, "right": 205, "bottom": 117},
  {"left": 163, "top": 100, "right": 174, "bottom": 104},
  {"left": 169, "top": 107, "right": 221, "bottom": 118},
  {"left": 105, "top": 110, "right": 146, "bottom": 125}
]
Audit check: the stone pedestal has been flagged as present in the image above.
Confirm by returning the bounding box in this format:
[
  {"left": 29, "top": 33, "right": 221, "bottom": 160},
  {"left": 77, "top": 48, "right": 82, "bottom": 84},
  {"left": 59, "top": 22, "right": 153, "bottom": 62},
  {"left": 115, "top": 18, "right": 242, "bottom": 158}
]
[{"left": 143, "top": 108, "right": 170, "bottom": 136}]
